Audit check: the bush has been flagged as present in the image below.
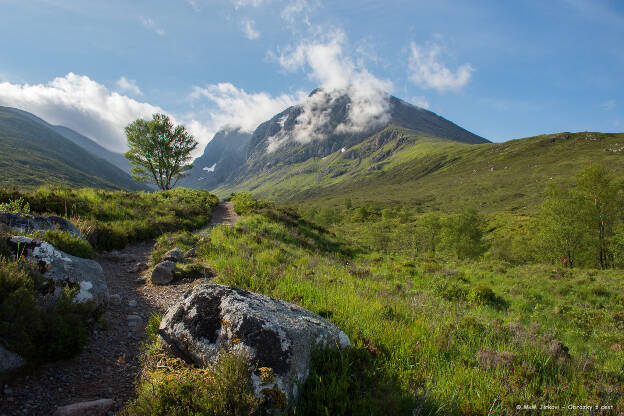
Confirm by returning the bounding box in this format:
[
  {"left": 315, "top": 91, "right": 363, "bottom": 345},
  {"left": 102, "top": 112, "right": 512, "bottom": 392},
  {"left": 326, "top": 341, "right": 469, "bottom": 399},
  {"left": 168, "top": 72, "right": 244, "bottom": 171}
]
[
  {"left": 0, "top": 197, "right": 30, "bottom": 214},
  {"left": 441, "top": 208, "right": 487, "bottom": 259},
  {"left": 231, "top": 192, "right": 268, "bottom": 215},
  {"left": 123, "top": 349, "right": 261, "bottom": 416},
  {"left": 32, "top": 230, "right": 95, "bottom": 259},
  {"left": 0, "top": 258, "right": 96, "bottom": 361},
  {"left": 468, "top": 285, "right": 508, "bottom": 309}
]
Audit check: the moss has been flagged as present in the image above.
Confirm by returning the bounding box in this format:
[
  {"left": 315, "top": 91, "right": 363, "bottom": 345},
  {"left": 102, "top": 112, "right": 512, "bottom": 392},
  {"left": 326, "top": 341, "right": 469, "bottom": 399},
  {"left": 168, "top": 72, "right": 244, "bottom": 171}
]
[{"left": 261, "top": 387, "right": 287, "bottom": 411}]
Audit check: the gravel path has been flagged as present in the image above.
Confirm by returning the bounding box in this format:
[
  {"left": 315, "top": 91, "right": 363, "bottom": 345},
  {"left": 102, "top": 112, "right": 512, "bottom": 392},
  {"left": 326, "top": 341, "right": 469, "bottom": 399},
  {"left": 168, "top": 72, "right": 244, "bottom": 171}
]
[{"left": 0, "top": 203, "right": 235, "bottom": 416}]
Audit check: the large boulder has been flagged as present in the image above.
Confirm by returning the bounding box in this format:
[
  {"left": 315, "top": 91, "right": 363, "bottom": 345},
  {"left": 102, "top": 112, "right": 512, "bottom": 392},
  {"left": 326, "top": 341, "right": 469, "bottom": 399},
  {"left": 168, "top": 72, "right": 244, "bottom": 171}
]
[
  {"left": 0, "top": 212, "right": 81, "bottom": 238},
  {"left": 158, "top": 284, "right": 350, "bottom": 412},
  {"left": 0, "top": 345, "right": 26, "bottom": 376},
  {"left": 7, "top": 236, "right": 108, "bottom": 307}
]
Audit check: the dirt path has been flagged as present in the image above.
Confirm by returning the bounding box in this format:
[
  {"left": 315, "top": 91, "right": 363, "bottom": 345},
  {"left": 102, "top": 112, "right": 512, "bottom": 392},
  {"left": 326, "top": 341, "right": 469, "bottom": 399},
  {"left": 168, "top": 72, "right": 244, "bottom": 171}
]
[
  {"left": 0, "top": 203, "right": 234, "bottom": 416},
  {"left": 206, "top": 201, "right": 238, "bottom": 227}
]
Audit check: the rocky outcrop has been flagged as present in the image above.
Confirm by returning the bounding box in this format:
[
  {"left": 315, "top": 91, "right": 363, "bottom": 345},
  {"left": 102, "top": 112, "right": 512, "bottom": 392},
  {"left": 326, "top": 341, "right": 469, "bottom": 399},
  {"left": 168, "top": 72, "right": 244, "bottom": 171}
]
[
  {"left": 0, "top": 345, "right": 26, "bottom": 376},
  {"left": 0, "top": 212, "right": 81, "bottom": 238},
  {"left": 150, "top": 260, "right": 176, "bottom": 285},
  {"left": 158, "top": 284, "right": 350, "bottom": 412},
  {"left": 7, "top": 236, "right": 108, "bottom": 307}
]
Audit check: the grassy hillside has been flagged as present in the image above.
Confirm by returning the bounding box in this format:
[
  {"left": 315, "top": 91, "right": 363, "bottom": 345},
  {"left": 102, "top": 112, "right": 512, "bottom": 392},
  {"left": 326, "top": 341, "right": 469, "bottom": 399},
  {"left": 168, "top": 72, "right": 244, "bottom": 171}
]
[
  {"left": 217, "top": 129, "right": 624, "bottom": 214},
  {"left": 126, "top": 194, "right": 624, "bottom": 415},
  {"left": 0, "top": 106, "right": 145, "bottom": 190}
]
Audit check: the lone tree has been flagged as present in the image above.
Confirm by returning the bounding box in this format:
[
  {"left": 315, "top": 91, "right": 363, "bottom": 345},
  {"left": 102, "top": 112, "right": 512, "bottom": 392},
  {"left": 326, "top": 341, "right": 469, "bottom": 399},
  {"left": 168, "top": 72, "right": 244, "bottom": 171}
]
[{"left": 124, "top": 113, "right": 198, "bottom": 190}]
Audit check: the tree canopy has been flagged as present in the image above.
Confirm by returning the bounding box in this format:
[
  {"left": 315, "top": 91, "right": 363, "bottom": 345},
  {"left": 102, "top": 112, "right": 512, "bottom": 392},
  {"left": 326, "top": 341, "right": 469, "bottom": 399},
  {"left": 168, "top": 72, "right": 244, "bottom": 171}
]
[{"left": 124, "top": 113, "right": 198, "bottom": 190}]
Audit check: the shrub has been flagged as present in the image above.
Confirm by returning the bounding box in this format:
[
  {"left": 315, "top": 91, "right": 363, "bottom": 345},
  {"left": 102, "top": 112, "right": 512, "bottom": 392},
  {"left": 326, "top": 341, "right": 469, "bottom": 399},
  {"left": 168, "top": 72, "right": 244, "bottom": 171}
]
[
  {"left": 231, "top": 192, "right": 268, "bottom": 215},
  {"left": 32, "top": 230, "right": 95, "bottom": 259},
  {"left": 441, "top": 208, "right": 487, "bottom": 259},
  {"left": 0, "top": 258, "right": 96, "bottom": 361},
  {"left": 0, "top": 197, "right": 30, "bottom": 214},
  {"left": 468, "top": 285, "right": 508, "bottom": 309},
  {"left": 123, "top": 348, "right": 261, "bottom": 416}
]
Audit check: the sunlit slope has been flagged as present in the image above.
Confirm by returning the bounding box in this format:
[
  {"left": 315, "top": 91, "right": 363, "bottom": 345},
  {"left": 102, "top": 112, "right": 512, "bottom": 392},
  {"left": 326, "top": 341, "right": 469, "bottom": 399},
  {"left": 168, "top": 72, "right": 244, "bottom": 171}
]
[{"left": 217, "top": 128, "right": 624, "bottom": 213}]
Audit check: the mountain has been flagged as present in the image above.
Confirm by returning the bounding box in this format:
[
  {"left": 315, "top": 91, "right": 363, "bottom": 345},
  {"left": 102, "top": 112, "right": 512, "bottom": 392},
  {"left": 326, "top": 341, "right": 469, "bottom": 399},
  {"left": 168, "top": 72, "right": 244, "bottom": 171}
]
[
  {"left": 218, "top": 130, "right": 624, "bottom": 213},
  {"left": 6, "top": 107, "right": 132, "bottom": 173},
  {"left": 0, "top": 106, "right": 147, "bottom": 190},
  {"left": 243, "top": 89, "right": 487, "bottom": 175},
  {"left": 186, "top": 89, "right": 487, "bottom": 191},
  {"left": 180, "top": 127, "right": 252, "bottom": 189},
  {"left": 51, "top": 125, "right": 132, "bottom": 174}
]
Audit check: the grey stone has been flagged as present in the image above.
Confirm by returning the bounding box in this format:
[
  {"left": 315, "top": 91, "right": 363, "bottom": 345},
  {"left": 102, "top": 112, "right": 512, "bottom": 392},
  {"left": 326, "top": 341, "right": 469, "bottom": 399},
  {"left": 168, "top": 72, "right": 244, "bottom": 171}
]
[
  {"left": 0, "top": 345, "right": 26, "bottom": 376},
  {"left": 162, "top": 247, "right": 184, "bottom": 263},
  {"left": 127, "top": 314, "right": 141, "bottom": 321},
  {"left": 52, "top": 398, "right": 114, "bottom": 416},
  {"left": 109, "top": 294, "right": 122, "bottom": 306},
  {"left": 150, "top": 261, "right": 176, "bottom": 285},
  {"left": 159, "top": 284, "right": 350, "bottom": 412},
  {"left": 128, "top": 262, "right": 148, "bottom": 273},
  {"left": 127, "top": 299, "right": 137, "bottom": 308},
  {"left": 7, "top": 236, "right": 108, "bottom": 307},
  {"left": 0, "top": 212, "right": 81, "bottom": 238}
]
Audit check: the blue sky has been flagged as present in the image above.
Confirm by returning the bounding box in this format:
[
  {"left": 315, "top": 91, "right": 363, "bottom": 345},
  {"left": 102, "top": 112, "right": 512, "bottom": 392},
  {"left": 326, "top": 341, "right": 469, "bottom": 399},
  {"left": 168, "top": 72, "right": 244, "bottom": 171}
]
[{"left": 0, "top": 0, "right": 622, "bottom": 153}]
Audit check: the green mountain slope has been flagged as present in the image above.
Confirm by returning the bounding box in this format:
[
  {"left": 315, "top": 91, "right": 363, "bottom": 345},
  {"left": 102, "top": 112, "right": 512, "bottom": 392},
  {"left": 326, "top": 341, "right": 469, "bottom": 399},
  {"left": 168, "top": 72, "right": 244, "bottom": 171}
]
[
  {"left": 217, "top": 128, "right": 624, "bottom": 213},
  {"left": 0, "top": 106, "right": 146, "bottom": 190},
  {"left": 6, "top": 107, "right": 133, "bottom": 174}
]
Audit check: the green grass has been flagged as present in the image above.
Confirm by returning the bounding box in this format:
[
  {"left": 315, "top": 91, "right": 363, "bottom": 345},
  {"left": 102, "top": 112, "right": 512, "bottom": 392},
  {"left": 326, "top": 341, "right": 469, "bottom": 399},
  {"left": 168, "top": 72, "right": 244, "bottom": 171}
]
[
  {"left": 29, "top": 230, "right": 95, "bottom": 259},
  {"left": 0, "top": 187, "right": 219, "bottom": 250},
  {"left": 123, "top": 315, "right": 262, "bottom": 416},
  {"left": 134, "top": 197, "right": 623, "bottom": 414}
]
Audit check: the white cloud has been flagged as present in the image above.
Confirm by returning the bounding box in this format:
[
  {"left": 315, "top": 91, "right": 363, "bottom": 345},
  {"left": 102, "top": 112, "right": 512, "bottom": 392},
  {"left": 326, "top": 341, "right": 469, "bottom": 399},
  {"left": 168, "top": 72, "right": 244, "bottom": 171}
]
[
  {"left": 0, "top": 73, "right": 228, "bottom": 157},
  {"left": 280, "top": 0, "right": 316, "bottom": 25},
  {"left": 189, "top": 82, "right": 305, "bottom": 134},
  {"left": 140, "top": 16, "right": 165, "bottom": 36},
  {"left": 231, "top": 0, "right": 266, "bottom": 9},
  {"left": 116, "top": 76, "right": 143, "bottom": 96},
  {"left": 408, "top": 42, "right": 474, "bottom": 92},
  {"left": 410, "top": 96, "right": 430, "bottom": 109},
  {"left": 241, "top": 18, "right": 260, "bottom": 39},
  {"left": 600, "top": 99, "right": 616, "bottom": 111},
  {"left": 268, "top": 31, "right": 393, "bottom": 151}
]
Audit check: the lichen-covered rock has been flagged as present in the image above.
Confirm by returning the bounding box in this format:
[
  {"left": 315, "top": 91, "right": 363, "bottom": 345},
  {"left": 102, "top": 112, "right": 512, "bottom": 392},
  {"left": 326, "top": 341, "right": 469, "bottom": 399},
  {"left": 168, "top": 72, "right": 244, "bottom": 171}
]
[
  {"left": 162, "top": 247, "right": 185, "bottom": 263},
  {"left": 7, "top": 236, "right": 108, "bottom": 307},
  {"left": 159, "top": 284, "right": 350, "bottom": 412},
  {"left": 150, "top": 261, "right": 176, "bottom": 285},
  {"left": 0, "top": 345, "right": 26, "bottom": 376},
  {"left": 0, "top": 212, "right": 81, "bottom": 238}
]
